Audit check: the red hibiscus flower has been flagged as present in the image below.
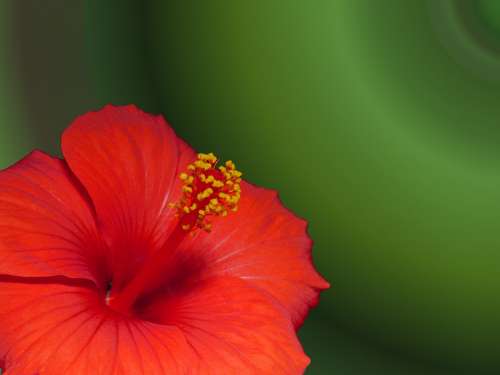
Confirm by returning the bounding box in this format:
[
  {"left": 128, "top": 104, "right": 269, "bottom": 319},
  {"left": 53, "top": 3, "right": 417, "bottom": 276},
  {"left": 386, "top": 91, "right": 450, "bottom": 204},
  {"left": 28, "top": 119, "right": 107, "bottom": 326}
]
[{"left": 0, "top": 105, "right": 328, "bottom": 374}]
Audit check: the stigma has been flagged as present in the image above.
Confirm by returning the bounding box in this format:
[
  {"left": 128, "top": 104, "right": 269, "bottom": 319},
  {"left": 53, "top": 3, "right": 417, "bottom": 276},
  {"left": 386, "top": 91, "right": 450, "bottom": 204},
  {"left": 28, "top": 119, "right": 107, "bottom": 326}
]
[{"left": 174, "top": 153, "right": 242, "bottom": 232}]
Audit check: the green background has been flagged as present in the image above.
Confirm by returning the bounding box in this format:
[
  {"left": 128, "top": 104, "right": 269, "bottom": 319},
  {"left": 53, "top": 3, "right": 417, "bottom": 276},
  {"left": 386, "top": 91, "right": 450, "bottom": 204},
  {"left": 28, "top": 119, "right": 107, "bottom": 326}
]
[{"left": 2, "top": 1, "right": 500, "bottom": 373}]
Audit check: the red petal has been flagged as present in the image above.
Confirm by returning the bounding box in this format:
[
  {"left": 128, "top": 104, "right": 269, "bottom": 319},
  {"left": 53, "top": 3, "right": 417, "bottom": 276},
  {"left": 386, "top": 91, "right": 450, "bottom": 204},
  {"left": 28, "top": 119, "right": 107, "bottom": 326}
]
[
  {"left": 138, "top": 276, "right": 310, "bottom": 374},
  {"left": 0, "top": 151, "right": 106, "bottom": 285},
  {"left": 0, "top": 280, "right": 195, "bottom": 374},
  {"left": 178, "top": 182, "right": 329, "bottom": 328},
  {"left": 62, "top": 105, "right": 194, "bottom": 289}
]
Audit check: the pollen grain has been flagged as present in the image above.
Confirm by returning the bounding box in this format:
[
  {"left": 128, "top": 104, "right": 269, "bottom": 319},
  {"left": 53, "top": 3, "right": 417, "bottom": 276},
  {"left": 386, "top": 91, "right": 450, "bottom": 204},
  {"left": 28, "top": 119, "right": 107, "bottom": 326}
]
[{"left": 173, "top": 152, "right": 242, "bottom": 232}]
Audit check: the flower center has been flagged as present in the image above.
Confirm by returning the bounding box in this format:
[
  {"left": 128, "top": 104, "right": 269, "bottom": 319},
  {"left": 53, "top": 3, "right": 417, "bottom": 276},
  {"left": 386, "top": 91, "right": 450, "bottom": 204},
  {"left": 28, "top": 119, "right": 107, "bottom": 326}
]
[{"left": 108, "top": 153, "right": 242, "bottom": 315}]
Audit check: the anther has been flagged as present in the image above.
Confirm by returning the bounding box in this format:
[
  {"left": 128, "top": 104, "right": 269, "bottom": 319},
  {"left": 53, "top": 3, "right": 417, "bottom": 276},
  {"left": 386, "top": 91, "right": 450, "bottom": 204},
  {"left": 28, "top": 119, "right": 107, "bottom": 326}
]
[{"left": 172, "top": 152, "right": 242, "bottom": 232}]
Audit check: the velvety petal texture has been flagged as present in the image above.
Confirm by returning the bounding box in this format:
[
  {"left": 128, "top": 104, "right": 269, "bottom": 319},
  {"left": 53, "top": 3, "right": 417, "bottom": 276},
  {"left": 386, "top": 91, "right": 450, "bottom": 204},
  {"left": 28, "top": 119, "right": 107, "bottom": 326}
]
[
  {"left": 0, "top": 105, "right": 328, "bottom": 374},
  {"left": 0, "top": 281, "right": 195, "bottom": 375},
  {"left": 176, "top": 182, "right": 329, "bottom": 327},
  {"left": 0, "top": 151, "right": 106, "bottom": 286},
  {"left": 61, "top": 105, "right": 193, "bottom": 289},
  {"left": 139, "top": 276, "right": 310, "bottom": 373}
]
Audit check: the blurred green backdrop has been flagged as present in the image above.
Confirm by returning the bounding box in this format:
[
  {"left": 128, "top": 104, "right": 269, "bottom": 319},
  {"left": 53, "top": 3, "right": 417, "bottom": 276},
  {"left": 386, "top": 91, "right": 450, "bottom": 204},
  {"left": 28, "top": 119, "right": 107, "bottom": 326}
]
[{"left": 2, "top": 0, "right": 500, "bottom": 373}]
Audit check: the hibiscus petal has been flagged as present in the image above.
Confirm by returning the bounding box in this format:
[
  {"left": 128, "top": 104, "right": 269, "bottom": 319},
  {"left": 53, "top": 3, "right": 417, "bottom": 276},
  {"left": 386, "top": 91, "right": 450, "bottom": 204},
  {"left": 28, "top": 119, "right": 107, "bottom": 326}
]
[
  {"left": 0, "top": 280, "right": 195, "bottom": 375},
  {"left": 178, "top": 181, "right": 329, "bottom": 328},
  {"left": 138, "top": 276, "right": 310, "bottom": 374},
  {"left": 61, "top": 105, "right": 194, "bottom": 289},
  {"left": 0, "top": 150, "right": 106, "bottom": 285}
]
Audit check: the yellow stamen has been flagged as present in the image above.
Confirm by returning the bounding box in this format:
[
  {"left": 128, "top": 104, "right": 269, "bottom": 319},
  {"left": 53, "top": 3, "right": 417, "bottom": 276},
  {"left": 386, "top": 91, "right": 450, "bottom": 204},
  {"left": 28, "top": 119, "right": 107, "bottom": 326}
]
[{"left": 172, "top": 152, "right": 242, "bottom": 232}]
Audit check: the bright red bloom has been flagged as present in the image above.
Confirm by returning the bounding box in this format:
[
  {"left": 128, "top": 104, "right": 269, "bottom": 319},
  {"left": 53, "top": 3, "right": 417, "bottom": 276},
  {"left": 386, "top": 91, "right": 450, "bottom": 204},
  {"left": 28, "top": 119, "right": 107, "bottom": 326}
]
[{"left": 0, "top": 105, "right": 328, "bottom": 374}]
